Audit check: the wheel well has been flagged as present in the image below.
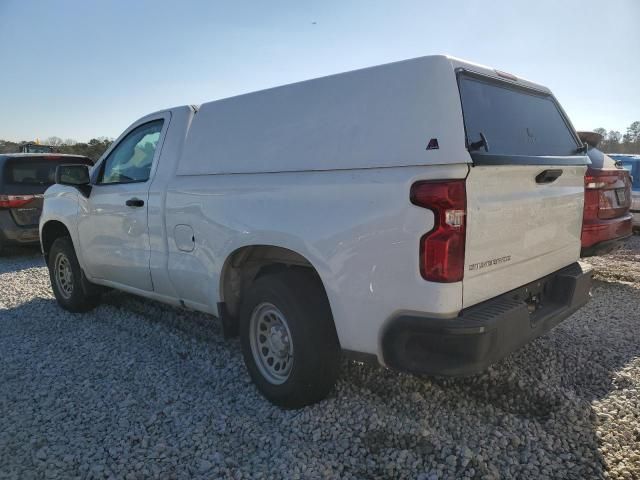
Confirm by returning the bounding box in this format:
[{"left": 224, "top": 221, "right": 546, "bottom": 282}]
[
  {"left": 220, "top": 245, "right": 327, "bottom": 324},
  {"left": 41, "top": 221, "right": 71, "bottom": 261}
]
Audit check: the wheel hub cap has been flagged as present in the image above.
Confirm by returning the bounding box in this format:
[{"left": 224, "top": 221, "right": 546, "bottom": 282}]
[
  {"left": 249, "top": 303, "right": 294, "bottom": 385},
  {"left": 54, "top": 253, "right": 74, "bottom": 299},
  {"left": 268, "top": 325, "right": 290, "bottom": 357}
]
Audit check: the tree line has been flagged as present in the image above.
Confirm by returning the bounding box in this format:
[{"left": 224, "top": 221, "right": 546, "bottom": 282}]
[
  {"left": 591, "top": 121, "right": 639, "bottom": 154},
  {"left": 1, "top": 120, "right": 639, "bottom": 160},
  {"left": 0, "top": 136, "right": 113, "bottom": 161}
]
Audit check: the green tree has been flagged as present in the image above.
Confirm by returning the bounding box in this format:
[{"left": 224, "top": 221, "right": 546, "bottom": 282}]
[
  {"left": 621, "top": 121, "right": 640, "bottom": 152},
  {"left": 600, "top": 130, "right": 622, "bottom": 153},
  {"left": 593, "top": 127, "right": 607, "bottom": 139},
  {"left": 45, "top": 136, "right": 63, "bottom": 147}
]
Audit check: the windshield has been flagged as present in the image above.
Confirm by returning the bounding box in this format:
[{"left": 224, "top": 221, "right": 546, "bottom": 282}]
[{"left": 458, "top": 74, "right": 580, "bottom": 158}]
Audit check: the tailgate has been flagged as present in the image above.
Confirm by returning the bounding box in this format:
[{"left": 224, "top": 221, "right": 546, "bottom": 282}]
[
  {"left": 456, "top": 69, "right": 588, "bottom": 308},
  {"left": 464, "top": 164, "right": 585, "bottom": 307}
]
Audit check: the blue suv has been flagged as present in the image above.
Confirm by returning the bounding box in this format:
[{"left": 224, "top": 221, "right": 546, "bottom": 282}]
[{"left": 610, "top": 154, "right": 640, "bottom": 230}]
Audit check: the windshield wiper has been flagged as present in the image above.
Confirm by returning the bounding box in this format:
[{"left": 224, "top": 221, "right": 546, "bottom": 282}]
[{"left": 469, "top": 132, "right": 489, "bottom": 152}]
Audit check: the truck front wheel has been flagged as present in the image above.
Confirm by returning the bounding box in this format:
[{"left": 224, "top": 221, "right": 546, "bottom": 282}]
[
  {"left": 239, "top": 269, "right": 340, "bottom": 408},
  {"left": 48, "top": 237, "right": 101, "bottom": 313}
]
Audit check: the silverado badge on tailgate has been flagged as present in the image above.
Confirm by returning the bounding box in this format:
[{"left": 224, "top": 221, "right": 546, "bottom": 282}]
[{"left": 468, "top": 255, "right": 512, "bottom": 271}]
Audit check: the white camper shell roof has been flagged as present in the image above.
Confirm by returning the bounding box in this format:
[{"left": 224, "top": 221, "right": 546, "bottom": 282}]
[{"left": 175, "top": 55, "right": 551, "bottom": 176}]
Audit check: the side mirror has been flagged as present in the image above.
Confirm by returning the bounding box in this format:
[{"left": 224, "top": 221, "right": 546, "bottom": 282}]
[{"left": 55, "top": 164, "right": 92, "bottom": 197}]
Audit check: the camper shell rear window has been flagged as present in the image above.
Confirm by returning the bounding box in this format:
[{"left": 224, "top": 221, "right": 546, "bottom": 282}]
[{"left": 457, "top": 71, "right": 586, "bottom": 165}]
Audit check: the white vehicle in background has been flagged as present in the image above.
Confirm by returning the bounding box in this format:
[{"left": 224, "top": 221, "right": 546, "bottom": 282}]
[{"left": 40, "top": 55, "right": 592, "bottom": 407}]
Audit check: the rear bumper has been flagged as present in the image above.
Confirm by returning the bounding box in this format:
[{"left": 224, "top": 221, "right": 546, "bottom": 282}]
[
  {"left": 0, "top": 211, "right": 40, "bottom": 246},
  {"left": 581, "top": 215, "right": 633, "bottom": 253},
  {"left": 581, "top": 234, "right": 632, "bottom": 257},
  {"left": 382, "top": 262, "right": 592, "bottom": 376}
]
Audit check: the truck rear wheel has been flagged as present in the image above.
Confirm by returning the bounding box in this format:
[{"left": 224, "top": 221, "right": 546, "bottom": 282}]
[
  {"left": 239, "top": 269, "right": 340, "bottom": 408},
  {"left": 48, "top": 237, "right": 101, "bottom": 313}
]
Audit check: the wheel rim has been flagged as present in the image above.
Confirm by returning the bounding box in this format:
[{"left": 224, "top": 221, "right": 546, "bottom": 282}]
[
  {"left": 54, "top": 252, "right": 74, "bottom": 299},
  {"left": 249, "top": 302, "right": 294, "bottom": 385}
]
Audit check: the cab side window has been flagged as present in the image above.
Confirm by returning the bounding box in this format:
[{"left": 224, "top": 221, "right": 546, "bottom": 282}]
[{"left": 99, "top": 120, "right": 164, "bottom": 184}]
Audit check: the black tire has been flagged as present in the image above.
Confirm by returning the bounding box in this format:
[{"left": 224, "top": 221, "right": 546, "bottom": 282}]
[
  {"left": 239, "top": 268, "right": 341, "bottom": 408},
  {"left": 48, "top": 236, "right": 101, "bottom": 312}
]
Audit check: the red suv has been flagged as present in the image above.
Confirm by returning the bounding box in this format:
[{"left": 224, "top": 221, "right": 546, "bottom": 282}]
[{"left": 578, "top": 132, "right": 633, "bottom": 257}]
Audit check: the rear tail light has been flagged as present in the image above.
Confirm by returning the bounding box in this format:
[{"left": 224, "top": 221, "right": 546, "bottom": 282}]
[
  {"left": 411, "top": 180, "right": 466, "bottom": 282},
  {"left": 0, "top": 194, "right": 36, "bottom": 209},
  {"left": 581, "top": 168, "right": 632, "bottom": 248}
]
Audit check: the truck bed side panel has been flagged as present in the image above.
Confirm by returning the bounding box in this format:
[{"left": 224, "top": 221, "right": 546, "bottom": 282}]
[{"left": 164, "top": 164, "right": 468, "bottom": 355}]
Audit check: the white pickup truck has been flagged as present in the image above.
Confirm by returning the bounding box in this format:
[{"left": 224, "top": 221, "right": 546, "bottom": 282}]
[{"left": 40, "top": 55, "right": 592, "bottom": 407}]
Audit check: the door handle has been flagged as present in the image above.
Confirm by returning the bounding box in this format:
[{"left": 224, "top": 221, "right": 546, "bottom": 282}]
[
  {"left": 125, "top": 198, "right": 145, "bottom": 207},
  {"left": 535, "top": 169, "right": 563, "bottom": 184}
]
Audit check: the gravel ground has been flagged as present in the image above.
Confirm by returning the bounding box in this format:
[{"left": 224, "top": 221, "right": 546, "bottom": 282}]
[{"left": 1, "top": 237, "right": 639, "bottom": 480}]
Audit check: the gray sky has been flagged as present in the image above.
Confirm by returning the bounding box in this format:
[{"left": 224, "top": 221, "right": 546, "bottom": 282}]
[{"left": 1, "top": 0, "right": 638, "bottom": 142}]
